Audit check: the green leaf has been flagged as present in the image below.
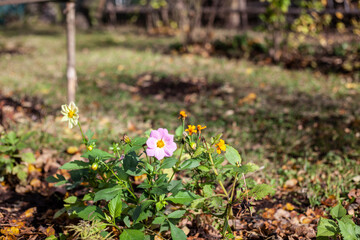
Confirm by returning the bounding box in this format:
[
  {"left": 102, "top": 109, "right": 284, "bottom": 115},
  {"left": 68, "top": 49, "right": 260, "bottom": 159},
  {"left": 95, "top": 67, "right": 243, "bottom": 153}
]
[
  {"left": 85, "top": 130, "right": 94, "bottom": 141},
  {"left": 82, "top": 193, "right": 93, "bottom": 201},
  {"left": 190, "top": 197, "right": 206, "bottom": 209},
  {"left": 20, "top": 131, "right": 35, "bottom": 142},
  {"left": 123, "top": 216, "right": 131, "bottom": 228},
  {"left": 123, "top": 152, "right": 144, "bottom": 176},
  {"left": 340, "top": 215, "right": 354, "bottom": 225},
  {"left": 81, "top": 149, "right": 113, "bottom": 160},
  {"left": 109, "top": 193, "right": 123, "bottom": 219},
  {"left": 338, "top": 219, "right": 357, "bottom": 240},
  {"left": 64, "top": 196, "right": 77, "bottom": 204},
  {"left": 46, "top": 174, "right": 66, "bottom": 183},
  {"left": 94, "top": 185, "right": 123, "bottom": 202},
  {"left": 20, "top": 152, "right": 36, "bottom": 163},
  {"left": 60, "top": 160, "right": 89, "bottom": 170},
  {"left": 0, "top": 145, "right": 12, "bottom": 152},
  {"left": 166, "top": 191, "right": 199, "bottom": 205},
  {"left": 12, "top": 164, "right": 27, "bottom": 182},
  {"left": 120, "top": 229, "right": 145, "bottom": 240},
  {"left": 316, "top": 218, "right": 338, "bottom": 238},
  {"left": 180, "top": 159, "right": 200, "bottom": 170},
  {"left": 159, "top": 157, "right": 177, "bottom": 170},
  {"left": 152, "top": 216, "right": 166, "bottom": 225},
  {"left": 132, "top": 200, "right": 155, "bottom": 223},
  {"left": 46, "top": 174, "right": 67, "bottom": 186},
  {"left": 167, "top": 180, "right": 184, "bottom": 195},
  {"left": 77, "top": 205, "right": 104, "bottom": 221},
  {"left": 355, "top": 224, "right": 360, "bottom": 236},
  {"left": 197, "top": 165, "right": 210, "bottom": 172},
  {"left": 225, "top": 145, "right": 242, "bottom": 165},
  {"left": 193, "top": 147, "right": 205, "bottom": 158},
  {"left": 175, "top": 126, "right": 183, "bottom": 138},
  {"left": 249, "top": 184, "right": 274, "bottom": 200},
  {"left": 168, "top": 210, "right": 186, "bottom": 219},
  {"left": 330, "top": 204, "right": 347, "bottom": 219},
  {"left": 169, "top": 222, "right": 187, "bottom": 240},
  {"left": 7, "top": 131, "right": 18, "bottom": 145},
  {"left": 131, "top": 137, "right": 147, "bottom": 146},
  {"left": 232, "top": 163, "right": 259, "bottom": 174},
  {"left": 203, "top": 185, "right": 214, "bottom": 198},
  {"left": 53, "top": 207, "right": 66, "bottom": 219}
]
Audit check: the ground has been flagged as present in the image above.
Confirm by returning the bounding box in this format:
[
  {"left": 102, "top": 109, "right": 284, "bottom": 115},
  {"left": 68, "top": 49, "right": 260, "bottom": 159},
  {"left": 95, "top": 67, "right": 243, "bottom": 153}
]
[{"left": 0, "top": 24, "right": 359, "bottom": 239}]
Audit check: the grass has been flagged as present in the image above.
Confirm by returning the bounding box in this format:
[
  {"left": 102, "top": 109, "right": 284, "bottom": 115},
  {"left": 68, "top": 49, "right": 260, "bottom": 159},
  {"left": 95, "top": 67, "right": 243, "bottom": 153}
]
[{"left": 0, "top": 24, "right": 359, "bottom": 206}]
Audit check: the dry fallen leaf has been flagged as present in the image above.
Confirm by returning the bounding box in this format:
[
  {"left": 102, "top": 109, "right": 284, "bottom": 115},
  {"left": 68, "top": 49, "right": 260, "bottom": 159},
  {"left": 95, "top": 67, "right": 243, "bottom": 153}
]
[
  {"left": 30, "top": 178, "right": 41, "bottom": 188},
  {"left": 66, "top": 146, "right": 79, "bottom": 155},
  {"left": 117, "top": 65, "right": 125, "bottom": 71},
  {"left": 21, "top": 207, "right": 36, "bottom": 218},
  {"left": 45, "top": 226, "right": 55, "bottom": 237},
  {"left": 262, "top": 208, "right": 276, "bottom": 219},
  {"left": 321, "top": 195, "right": 337, "bottom": 207},
  {"left": 284, "top": 179, "right": 298, "bottom": 189},
  {"left": 284, "top": 203, "right": 295, "bottom": 211},
  {"left": 0, "top": 227, "right": 20, "bottom": 236},
  {"left": 301, "top": 217, "right": 313, "bottom": 224},
  {"left": 238, "top": 93, "right": 257, "bottom": 105},
  {"left": 134, "top": 174, "right": 147, "bottom": 184},
  {"left": 28, "top": 164, "right": 42, "bottom": 174}
]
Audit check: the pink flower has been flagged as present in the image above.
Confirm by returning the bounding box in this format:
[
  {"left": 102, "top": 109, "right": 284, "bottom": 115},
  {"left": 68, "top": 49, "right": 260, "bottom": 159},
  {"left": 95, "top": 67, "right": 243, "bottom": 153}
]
[{"left": 146, "top": 128, "right": 177, "bottom": 160}]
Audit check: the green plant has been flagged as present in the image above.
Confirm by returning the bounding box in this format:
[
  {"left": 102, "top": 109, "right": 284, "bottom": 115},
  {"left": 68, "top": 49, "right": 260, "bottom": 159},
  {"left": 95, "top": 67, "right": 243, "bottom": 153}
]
[
  {"left": 317, "top": 203, "right": 360, "bottom": 239},
  {"left": 0, "top": 131, "right": 35, "bottom": 184},
  {"left": 66, "top": 220, "right": 115, "bottom": 240},
  {"left": 49, "top": 103, "right": 274, "bottom": 239},
  {"left": 259, "top": 0, "right": 291, "bottom": 61}
]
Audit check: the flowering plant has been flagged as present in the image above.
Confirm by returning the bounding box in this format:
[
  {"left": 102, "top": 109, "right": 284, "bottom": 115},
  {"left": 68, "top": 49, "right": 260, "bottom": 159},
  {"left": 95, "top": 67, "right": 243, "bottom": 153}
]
[{"left": 48, "top": 103, "right": 274, "bottom": 239}]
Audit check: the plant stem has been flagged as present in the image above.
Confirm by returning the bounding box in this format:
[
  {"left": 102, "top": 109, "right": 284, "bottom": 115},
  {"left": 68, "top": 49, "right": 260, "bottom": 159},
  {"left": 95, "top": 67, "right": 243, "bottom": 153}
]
[
  {"left": 208, "top": 152, "right": 230, "bottom": 199},
  {"left": 77, "top": 122, "right": 86, "bottom": 144},
  {"left": 168, "top": 142, "right": 185, "bottom": 182},
  {"left": 230, "top": 173, "right": 238, "bottom": 202},
  {"left": 143, "top": 146, "right": 149, "bottom": 162},
  {"left": 202, "top": 139, "right": 230, "bottom": 199},
  {"left": 100, "top": 161, "right": 137, "bottom": 201}
]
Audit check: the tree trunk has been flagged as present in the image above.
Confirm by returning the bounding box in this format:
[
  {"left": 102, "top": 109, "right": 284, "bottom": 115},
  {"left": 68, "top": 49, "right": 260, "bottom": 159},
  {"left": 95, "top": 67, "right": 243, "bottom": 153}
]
[
  {"left": 66, "top": 2, "right": 77, "bottom": 104},
  {"left": 161, "top": 6, "right": 169, "bottom": 27},
  {"left": 96, "top": 0, "right": 107, "bottom": 24},
  {"left": 227, "top": 0, "right": 240, "bottom": 28},
  {"left": 185, "top": 0, "right": 203, "bottom": 44},
  {"left": 239, "top": 0, "right": 247, "bottom": 29},
  {"left": 146, "top": 0, "right": 153, "bottom": 32},
  {"left": 206, "top": 0, "right": 219, "bottom": 40}
]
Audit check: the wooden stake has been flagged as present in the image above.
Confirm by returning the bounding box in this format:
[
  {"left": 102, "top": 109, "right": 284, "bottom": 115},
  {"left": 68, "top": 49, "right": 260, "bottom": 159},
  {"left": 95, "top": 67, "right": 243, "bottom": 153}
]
[{"left": 66, "top": 1, "right": 77, "bottom": 104}]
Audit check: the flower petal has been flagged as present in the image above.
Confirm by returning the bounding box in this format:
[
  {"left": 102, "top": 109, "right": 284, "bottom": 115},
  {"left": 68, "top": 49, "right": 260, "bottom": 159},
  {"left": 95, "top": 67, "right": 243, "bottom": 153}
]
[
  {"left": 150, "top": 130, "right": 161, "bottom": 139},
  {"left": 157, "top": 128, "right": 168, "bottom": 138},
  {"left": 154, "top": 148, "right": 165, "bottom": 160},
  {"left": 163, "top": 134, "right": 174, "bottom": 144},
  {"left": 164, "top": 142, "right": 177, "bottom": 156},
  {"left": 146, "top": 148, "right": 155, "bottom": 157},
  {"left": 146, "top": 137, "right": 157, "bottom": 148}
]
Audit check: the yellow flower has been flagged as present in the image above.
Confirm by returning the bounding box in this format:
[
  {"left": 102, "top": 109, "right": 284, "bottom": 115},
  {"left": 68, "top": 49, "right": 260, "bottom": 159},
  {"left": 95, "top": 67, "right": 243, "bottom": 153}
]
[
  {"left": 179, "top": 110, "right": 188, "bottom": 119},
  {"left": 215, "top": 139, "right": 226, "bottom": 154},
  {"left": 61, "top": 102, "right": 79, "bottom": 128},
  {"left": 197, "top": 125, "right": 207, "bottom": 133},
  {"left": 185, "top": 125, "right": 197, "bottom": 135}
]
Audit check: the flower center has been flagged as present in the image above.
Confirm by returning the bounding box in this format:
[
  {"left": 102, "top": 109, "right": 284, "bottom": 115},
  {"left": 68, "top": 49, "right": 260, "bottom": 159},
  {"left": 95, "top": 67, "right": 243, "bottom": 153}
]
[
  {"left": 68, "top": 110, "right": 75, "bottom": 118},
  {"left": 157, "top": 139, "right": 165, "bottom": 148}
]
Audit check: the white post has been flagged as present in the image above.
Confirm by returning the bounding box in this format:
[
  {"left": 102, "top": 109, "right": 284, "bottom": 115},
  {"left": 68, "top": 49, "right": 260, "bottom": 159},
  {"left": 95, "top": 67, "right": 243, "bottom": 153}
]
[{"left": 66, "top": 1, "right": 77, "bottom": 104}]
